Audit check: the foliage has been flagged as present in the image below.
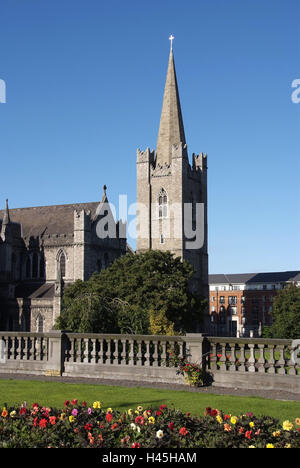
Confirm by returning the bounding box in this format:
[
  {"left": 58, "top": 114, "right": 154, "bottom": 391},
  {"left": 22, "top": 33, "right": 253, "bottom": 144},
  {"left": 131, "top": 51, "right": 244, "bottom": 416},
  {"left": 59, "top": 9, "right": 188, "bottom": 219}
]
[
  {"left": 56, "top": 250, "right": 207, "bottom": 334},
  {"left": 264, "top": 285, "right": 300, "bottom": 339},
  {"left": 1, "top": 400, "right": 300, "bottom": 448},
  {"left": 167, "top": 351, "right": 205, "bottom": 387}
]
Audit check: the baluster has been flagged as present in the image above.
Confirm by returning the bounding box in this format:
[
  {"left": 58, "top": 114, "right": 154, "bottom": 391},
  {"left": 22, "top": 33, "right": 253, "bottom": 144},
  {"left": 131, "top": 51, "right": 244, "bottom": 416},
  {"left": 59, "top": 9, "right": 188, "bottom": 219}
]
[
  {"left": 277, "top": 345, "right": 286, "bottom": 375},
  {"left": 135, "top": 340, "right": 142, "bottom": 366},
  {"left": 210, "top": 342, "right": 217, "bottom": 371},
  {"left": 229, "top": 343, "right": 236, "bottom": 372},
  {"left": 144, "top": 340, "right": 150, "bottom": 367},
  {"left": 238, "top": 343, "right": 246, "bottom": 372},
  {"left": 248, "top": 344, "right": 256, "bottom": 372},
  {"left": 288, "top": 343, "right": 297, "bottom": 375},
  {"left": 98, "top": 339, "right": 104, "bottom": 364},
  {"left": 128, "top": 339, "right": 134, "bottom": 366},
  {"left": 11, "top": 337, "right": 16, "bottom": 360},
  {"left": 257, "top": 344, "right": 266, "bottom": 373},
  {"left": 15, "top": 336, "right": 21, "bottom": 360},
  {"left": 152, "top": 341, "right": 159, "bottom": 367},
  {"left": 90, "top": 339, "right": 96, "bottom": 364},
  {"left": 267, "top": 345, "right": 275, "bottom": 374},
  {"left": 83, "top": 338, "right": 89, "bottom": 363}
]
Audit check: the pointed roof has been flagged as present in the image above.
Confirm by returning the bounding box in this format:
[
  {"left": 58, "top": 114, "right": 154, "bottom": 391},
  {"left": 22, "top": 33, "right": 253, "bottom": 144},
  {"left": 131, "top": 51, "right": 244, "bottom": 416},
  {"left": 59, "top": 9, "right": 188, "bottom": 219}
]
[{"left": 156, "top": 45, "right": 186, "bottom": 165}]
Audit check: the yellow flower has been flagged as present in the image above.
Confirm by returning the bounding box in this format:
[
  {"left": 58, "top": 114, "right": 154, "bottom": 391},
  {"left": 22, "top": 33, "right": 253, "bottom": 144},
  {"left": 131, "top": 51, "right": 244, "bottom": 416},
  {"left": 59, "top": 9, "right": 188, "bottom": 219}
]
[
  {"left": 249, "top": 446, "right": 256, "bottom": 449},
  {"left": 216, "top": 415, "right": 223, "bottom": 424},
  {"left": 135, "top": 410, "right": 139, "bottom": 415},
  {"left": 128, "top": 409, "right": 133, "bottom": 416},
  {"left": 295, "top": 418, "right": 300, "bottom": 426},
  {"left": 282, "top": 420, "right": 293, "bottom": 431},
  {"left": 143, "top": 411, "right": 148, "bottom": 419},
  {"left": 273, "top": 431, "right": 281, "bottom": 437},
  {"left": 266, "top": 443, "right": 274, "bottom": 448},
  {"left": 137, "top": 406, "right": 143, "bottom": 412},
  {"left": 230, "top": 416, "right": 237, "bottom": 425},
  {"left": 93, "top": 401, "right": 101, "bottom": 409},
  {"left": 148, "top": 416, "right": 155, "bottom": 424},
  {"left": 285, "top": 444, "right": 291, "bottom": 448},
  {"left": 10, "top": 411, "right": 16, "bottom": 418},
  {"left": 106, "top": 408, "right": 113, "bottom": 413},
  {"left": 1, "top": 408, "right": 8, "bottom": 418},
  {"left": 249, "top": 422, "right": 254, "bottom": 428},
  {"left": 60, "top": 413, "right": 65, "bottom": 420},
  {"left": 69, "top": 415, "right": 75, "bottom": 423}
]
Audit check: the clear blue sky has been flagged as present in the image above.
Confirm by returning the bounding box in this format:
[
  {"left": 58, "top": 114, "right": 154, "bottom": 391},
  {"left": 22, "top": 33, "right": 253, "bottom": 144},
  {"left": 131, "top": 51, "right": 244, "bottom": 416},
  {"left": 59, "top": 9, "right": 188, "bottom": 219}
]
[{"left": 0, "top": 0, "right": 299, "bottom": 274}]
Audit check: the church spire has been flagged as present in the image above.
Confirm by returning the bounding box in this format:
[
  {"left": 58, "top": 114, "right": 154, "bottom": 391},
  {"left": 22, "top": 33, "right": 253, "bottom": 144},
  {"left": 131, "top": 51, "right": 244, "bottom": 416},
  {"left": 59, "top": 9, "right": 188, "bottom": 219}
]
[
  {"left": 156, "top": 37, "right": 186, "bottom": 166},
  {"left": 3, "top": 199, "right": 10, "bottom": 225}
]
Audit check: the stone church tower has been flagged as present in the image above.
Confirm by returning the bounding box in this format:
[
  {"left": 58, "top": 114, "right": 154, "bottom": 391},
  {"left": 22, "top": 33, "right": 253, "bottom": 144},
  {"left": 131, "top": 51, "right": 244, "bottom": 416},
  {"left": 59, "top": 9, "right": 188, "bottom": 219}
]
[{"left": 136, "top": 41, "right": 209, "bottom": 310}]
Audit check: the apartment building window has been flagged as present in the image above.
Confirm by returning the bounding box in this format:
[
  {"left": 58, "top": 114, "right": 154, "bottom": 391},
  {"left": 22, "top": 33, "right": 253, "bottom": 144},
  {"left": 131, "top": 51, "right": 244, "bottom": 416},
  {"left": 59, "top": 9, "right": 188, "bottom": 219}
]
[
  {"left": 211, "top": 296, "right": 215, "bottom": 302},
  {"left": 230, "top": 306, "right": 237, "bottom": 315},
  {"left": 220, "top": 296, "right": 225, "bottom": 304},
  {"left": 228, "top": 296, "right": 237, "bottom": 305}
]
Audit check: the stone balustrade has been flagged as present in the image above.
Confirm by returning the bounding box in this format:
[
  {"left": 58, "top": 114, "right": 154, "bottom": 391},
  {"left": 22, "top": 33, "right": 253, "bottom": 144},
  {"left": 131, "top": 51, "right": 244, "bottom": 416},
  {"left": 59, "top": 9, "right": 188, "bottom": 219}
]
[{"left": 0, "top": 331, "right": 300, "bottom": 392}]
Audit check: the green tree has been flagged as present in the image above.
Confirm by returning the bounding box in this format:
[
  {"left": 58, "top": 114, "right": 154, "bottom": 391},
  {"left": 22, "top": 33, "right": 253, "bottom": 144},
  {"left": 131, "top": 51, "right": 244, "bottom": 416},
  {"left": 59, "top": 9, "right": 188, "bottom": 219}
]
[
  {"left": 263, "top": 284, "right": 300, "bottom": 339},
  {"left": 56, "top": 250, "right": 207, "bottom": 334}
]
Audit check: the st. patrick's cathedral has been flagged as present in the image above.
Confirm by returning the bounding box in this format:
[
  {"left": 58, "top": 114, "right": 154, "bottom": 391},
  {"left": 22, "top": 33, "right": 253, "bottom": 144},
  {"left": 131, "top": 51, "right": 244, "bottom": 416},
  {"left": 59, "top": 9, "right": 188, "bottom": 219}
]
[{"left": 0, "top": 42, "right": 209, "bottom": 332}]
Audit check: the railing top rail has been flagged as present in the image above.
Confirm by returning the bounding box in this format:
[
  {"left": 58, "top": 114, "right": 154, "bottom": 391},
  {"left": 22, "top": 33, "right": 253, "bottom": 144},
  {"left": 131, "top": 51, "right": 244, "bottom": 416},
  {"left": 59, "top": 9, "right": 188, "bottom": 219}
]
[
  {"left": 207, "top": 336, "right": 292, "bottom": 346},
  {"left": 63, "top": 332, "right": 186, "bottom": 342},
  {"left": 0, "top": 332, "right": 52, "bottom": 338}
]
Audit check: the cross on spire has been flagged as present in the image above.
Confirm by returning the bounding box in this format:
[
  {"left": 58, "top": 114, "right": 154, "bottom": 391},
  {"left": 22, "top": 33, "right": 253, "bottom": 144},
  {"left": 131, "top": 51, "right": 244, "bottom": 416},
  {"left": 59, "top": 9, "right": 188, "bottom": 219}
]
[{"left": 169, "top": 34, "right": 174, "bottom": 50}]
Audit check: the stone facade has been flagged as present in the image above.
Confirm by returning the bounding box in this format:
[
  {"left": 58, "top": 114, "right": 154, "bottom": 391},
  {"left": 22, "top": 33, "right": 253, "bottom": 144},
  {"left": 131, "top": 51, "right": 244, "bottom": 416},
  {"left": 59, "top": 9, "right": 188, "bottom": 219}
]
[
  {"left": 136, "top": 46, "right": 209, "bottom": 325},
  {"left": 0, "top": 189, "right": 127, "bottom": 332}
]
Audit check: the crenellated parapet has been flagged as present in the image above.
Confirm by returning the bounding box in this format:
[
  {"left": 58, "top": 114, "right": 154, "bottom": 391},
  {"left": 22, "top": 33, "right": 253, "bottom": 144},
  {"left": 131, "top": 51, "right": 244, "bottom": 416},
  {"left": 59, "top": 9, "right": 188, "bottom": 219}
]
[{"left": 136, "top": 147, "right": 155, "bottom": 166}]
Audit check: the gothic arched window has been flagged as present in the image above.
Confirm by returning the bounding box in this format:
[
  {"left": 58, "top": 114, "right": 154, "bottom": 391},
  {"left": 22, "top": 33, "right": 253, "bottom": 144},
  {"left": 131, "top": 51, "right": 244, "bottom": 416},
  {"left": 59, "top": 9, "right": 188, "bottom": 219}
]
[
  {"left": 32, "top": 253, "right": 38, "bottom": 278},
  {"left": 59, "top": 252, "right": 66, "bottom": 278},
  {"left": 37, "top": 314, "right": 44, "bottom": 333},
  {"left": 158, "top": 188, "right": 168, "bottom": 218}
]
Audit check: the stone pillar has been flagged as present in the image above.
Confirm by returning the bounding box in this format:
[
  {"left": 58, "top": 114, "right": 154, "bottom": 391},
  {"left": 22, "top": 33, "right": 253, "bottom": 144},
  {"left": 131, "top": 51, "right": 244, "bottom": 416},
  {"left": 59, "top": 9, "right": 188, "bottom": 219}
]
[
  {"left": 44, "top": 331, "right": 66, "bottom": 377},
  {"left": 185, "top": 333, "right": 207, "bottom": 365}
]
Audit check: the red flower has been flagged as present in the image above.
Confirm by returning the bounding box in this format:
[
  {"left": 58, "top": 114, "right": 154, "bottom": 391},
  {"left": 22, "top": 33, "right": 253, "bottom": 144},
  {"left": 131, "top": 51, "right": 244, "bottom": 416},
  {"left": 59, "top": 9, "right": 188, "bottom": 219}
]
[
  {"left": 210, "top": 410, "right": 218, "bottom": 417},
  {"left": 156, "top": 411, "right": 162, "bottom": 416},
  {"left": 159, "top": 405, "right": 167, "bottom": 411},
  {"left": 245, "top": 431, "right": 252, "bottom": 440},
  {"left": 111, "top": 423, "right": 118, "bottom": 430},
  {"left": 84, "top": 423, "right": 92, "bottom": 431},
  {"left": 49, "top": 416, "right": 56, "bottom": 425},
  {"left": 179, "top": 427, "right": 188, "bottom": 436},
  {"left": 82, "top": 401, "right": 87, "bottom": 407},
  {"left": 64, "top": 400, "right": 70, "bottom": 407},
  {"left": 20, "top": 407, "right": 26, "bottom": 416},
  {"left": 32, "top": 403, "right": 39, "bottom": 409},
  {"left": 224, "top": 414, "right": 230, "bottom": 421},
  {"left": 131, "top": 442, "right": 140, "bottom": 448},
  {"left": 71, "top": 399, "right": 78, "bottom": 406},
  {"left": 168, "top": 422, "right": 175, "bottom": 431},
  {"left": 39, "top": 418, "right": 47, "bottom": 429},
  {"left": 135, "top": 415, "right": 145, "bottom": 425},
  {"left": 33, "top": 417, "right": 38, "bottom": 427},
  {"left": 106, "top": 413, "right": 113, "bottom": 423},
  {"left": 239, "top": 427, "right": 244, "bottom": 434}
]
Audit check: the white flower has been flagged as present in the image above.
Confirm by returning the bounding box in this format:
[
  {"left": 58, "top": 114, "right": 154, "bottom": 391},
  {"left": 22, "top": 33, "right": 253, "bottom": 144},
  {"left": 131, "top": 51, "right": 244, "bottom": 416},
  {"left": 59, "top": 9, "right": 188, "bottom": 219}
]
[
  {"left": 156, "top": 430, "right": 164, "bottom": 439},
  {"left": 130, "top": 423, "right": 140, "bottom": 433}
]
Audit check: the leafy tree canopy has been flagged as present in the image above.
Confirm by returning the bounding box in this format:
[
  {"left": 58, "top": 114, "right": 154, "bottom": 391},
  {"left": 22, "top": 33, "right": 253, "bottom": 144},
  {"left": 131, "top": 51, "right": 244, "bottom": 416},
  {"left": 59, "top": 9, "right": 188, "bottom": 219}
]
[
  {"left": 56, "top": 250, "right": 206, "bottom": 335},
  {"left": 262, "top": 284, "right": 300, "bottom": 339}
]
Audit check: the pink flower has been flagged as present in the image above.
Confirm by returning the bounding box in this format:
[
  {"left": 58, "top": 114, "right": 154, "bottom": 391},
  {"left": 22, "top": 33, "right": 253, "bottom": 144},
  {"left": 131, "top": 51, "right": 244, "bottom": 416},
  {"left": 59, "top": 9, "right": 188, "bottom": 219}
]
[{"left": 72, "top": 409, "right": 78, "bottom": 416}]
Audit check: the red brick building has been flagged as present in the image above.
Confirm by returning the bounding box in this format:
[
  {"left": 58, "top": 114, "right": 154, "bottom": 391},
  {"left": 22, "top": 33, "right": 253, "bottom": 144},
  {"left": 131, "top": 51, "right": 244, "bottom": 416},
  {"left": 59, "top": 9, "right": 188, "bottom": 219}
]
[{"left": 209, "top": 271, "right": 300, "bottom": 337}]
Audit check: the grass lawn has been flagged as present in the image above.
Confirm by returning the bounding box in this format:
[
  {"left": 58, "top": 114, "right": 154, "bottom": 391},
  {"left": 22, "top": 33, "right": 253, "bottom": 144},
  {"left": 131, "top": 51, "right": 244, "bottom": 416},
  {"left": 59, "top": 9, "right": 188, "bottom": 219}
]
[{"left": 0, "top": 379, "right": 300, "bottom": 423}]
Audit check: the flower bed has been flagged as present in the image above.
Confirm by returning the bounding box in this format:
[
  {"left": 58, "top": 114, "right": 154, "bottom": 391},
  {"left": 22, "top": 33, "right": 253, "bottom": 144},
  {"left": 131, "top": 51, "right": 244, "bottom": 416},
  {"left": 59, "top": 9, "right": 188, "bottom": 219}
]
[{"left": 1, "top": 400, "right": 300, "bottom": 448}]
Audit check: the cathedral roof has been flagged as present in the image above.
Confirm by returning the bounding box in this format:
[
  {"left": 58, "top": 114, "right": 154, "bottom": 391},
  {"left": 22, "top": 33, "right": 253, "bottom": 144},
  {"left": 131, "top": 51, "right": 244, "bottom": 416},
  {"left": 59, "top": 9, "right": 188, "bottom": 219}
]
[
  {"left": 0, "top": 202, "right": 100, "bottom": 238},
  {"left": 156, "top": 45, "right": 186, "bottom": 165}
]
